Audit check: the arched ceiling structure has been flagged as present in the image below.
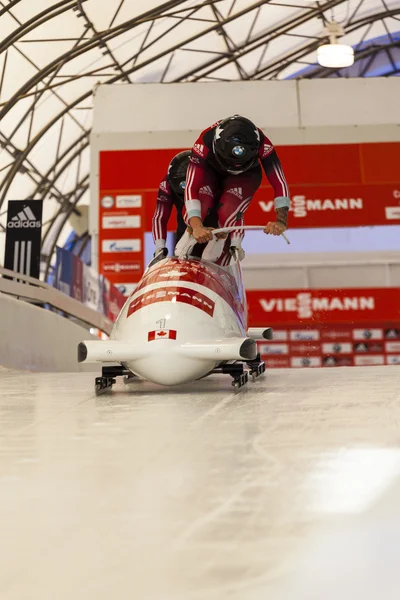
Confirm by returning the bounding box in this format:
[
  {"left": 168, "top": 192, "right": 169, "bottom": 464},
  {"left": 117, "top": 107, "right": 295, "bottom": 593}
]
[{"left": 0, "top": 0, "right": 399, "bottom": 272}]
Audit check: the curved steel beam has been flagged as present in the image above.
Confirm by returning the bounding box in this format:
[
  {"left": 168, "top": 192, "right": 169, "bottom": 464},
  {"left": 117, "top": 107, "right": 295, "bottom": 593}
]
[
  {"left": 0, "top": 0, "right": 81, "bottom": 54},
  {"left": 0, "top": 0, "right": 23, "bottom": 19}
]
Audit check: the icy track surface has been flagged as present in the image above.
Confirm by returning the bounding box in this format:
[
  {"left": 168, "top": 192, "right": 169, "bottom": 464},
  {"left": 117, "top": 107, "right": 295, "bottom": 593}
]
[{"left": 1, "top": 366, "right": 400, "bottom": 600}]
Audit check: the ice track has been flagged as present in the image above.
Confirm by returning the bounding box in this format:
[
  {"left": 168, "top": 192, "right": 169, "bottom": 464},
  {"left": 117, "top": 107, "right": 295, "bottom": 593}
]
[{"left": 1, "top": 366, "right": 400, "bottom": 600}]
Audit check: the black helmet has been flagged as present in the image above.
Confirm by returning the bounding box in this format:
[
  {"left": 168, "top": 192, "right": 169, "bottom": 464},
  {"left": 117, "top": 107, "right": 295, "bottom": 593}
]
[
  {"left": 167, "top": 150, "right": 191, "bottom": 197},
  {"left": 213, "top": 115, "right": 260, "bottom": 172}
]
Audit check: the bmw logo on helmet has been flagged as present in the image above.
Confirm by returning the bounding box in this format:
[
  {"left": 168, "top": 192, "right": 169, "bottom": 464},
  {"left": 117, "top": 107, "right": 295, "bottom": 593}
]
[
  {"left": 232, "top": 145, "right": 245, "bottom": 157},
  {"left": 179, "top": 180, "right": 186, "bottom": 190}
]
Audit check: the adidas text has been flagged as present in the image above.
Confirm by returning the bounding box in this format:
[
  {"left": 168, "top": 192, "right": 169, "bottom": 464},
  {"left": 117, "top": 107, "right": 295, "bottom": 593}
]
[{"left": 8, "top": 220, "right": 41, "bottom": 228}]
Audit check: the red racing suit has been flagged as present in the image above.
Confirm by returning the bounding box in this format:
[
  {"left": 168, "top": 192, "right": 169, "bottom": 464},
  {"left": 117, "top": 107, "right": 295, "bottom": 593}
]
[
  {"left": 152, "top": 177, "right": 186, "bottom": 249},
  {"left": 184, "top": 121, "right": 290, "bottom": 237}
]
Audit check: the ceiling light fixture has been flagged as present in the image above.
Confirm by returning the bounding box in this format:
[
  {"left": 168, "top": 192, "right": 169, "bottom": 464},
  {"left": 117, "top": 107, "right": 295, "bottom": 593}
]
[{"left": 317, "top": 20, "right": 354, "bottom": 68}]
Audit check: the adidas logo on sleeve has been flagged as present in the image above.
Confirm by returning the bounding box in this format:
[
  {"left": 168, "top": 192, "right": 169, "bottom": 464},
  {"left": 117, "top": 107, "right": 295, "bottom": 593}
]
[
  {"left": 193, "top": 143, "right": 205, "bottom": 157},
  {"left": 261, "top": 143, "right": 274, "bottom": 158},
  {"left": 199, "top": 185, "right": 214, "bottom": 197},
  {"left": 228, "top": 187, "right": 243, "bottom": 199},
  {"left": 8, "top": 206, "right": 41, "bottom": 228}
]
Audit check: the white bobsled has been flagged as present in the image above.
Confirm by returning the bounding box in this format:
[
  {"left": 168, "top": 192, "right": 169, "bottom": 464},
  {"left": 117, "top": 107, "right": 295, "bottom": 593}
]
[{"left": 79, "top": 227, "right": 278, "bottom": 393}]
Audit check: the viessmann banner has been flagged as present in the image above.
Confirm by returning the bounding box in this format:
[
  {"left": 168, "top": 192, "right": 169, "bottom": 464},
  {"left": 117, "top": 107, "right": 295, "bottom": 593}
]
[
  {"left": 246, "top": 287, "right": 400, "bottom": 327},
  {"left": 99, "top": 142, "right": 400, "bottom": 234},
  {"left": 244, "top": 183, "right": 400, "bottom": 228},
  {"left": 98, "top": 142, "right": 400, "bottom": 284}
]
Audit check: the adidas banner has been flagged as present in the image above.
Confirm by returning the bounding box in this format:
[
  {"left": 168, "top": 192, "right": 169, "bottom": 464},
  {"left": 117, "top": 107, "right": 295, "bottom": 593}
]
[{"left": 4, "top": 200, "right": 43, "bottom": 278}]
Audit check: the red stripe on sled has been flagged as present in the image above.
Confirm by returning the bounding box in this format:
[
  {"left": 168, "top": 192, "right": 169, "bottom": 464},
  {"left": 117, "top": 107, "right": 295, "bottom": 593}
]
[
  {"left": 132, "top": 258, "right": 245, "bottom": 326},
  {"left": 128, "top": 286, "right": 215, "bottom": 318}
]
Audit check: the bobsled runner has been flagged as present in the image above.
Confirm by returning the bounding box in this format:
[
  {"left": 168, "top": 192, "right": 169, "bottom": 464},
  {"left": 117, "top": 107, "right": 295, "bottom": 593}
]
[{"left": 78, "top": 226, "right": 285, "bottom": 394}]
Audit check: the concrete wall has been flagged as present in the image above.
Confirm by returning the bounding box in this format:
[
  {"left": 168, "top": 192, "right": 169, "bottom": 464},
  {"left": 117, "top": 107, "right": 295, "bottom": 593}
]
[
  {"left": 92, "top": 79, "right": 400, "bottom": 142},
  {"left": 0, "top": 293, "right": 98, "bottom": 373}
]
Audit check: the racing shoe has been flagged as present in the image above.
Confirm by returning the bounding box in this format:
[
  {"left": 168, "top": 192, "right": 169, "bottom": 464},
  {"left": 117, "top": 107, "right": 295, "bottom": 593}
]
[{"left": 148, "top": 246, "right": 168, "bottom": 268}]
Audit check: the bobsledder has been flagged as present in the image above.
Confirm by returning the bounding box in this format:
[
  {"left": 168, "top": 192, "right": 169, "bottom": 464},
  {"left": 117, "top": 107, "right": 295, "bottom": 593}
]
[{"left": 78, "top": 226, "right": 289, "bottom": 394}]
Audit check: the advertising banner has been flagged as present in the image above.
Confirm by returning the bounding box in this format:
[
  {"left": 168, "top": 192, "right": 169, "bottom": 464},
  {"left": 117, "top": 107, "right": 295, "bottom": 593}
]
[
  {"left": 97, "top": 141, "right": 400, "bottom": 285},
  {"left": 256, "top": 323, "right": 400, "bottom": 368},
  {"left": 97, "top": 189, "right": 145, "bottom": 286},
  {"left": 246, "top": 287, "right": 400, "bottom": 327},
  {"left": 244, "top": 184, "right": 400, "bottom": 229},
  {"left": 4, "top": 200, "right": 43, "bottom": 278},
  {"left": 99, "top": 143, "right": 400, "bottom": 237},
  {"left": 54, "top": 247, "right": 125, "bottom": 323}
]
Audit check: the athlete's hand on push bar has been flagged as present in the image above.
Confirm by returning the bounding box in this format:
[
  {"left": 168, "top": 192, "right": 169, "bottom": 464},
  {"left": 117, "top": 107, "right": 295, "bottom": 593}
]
[
  {"left": 191, "top": 225, "right": 214, "bottom": 243},
  {"left": 264, "top": 221, "right": 287, "bottom": 236},
  {"left": 189, "top": 217, "right": 214, "bottom": 244}
]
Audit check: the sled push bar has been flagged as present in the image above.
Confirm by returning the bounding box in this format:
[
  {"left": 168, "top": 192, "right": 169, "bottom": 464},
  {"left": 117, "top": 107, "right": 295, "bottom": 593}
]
[{"left": 211, "top": 225, "right": 291, "bottom": 245}]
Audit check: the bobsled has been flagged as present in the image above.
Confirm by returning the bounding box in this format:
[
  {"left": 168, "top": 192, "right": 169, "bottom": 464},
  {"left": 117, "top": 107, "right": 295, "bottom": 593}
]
[{"left": 78, "top": 226, "right": 285, "bottom": 394}]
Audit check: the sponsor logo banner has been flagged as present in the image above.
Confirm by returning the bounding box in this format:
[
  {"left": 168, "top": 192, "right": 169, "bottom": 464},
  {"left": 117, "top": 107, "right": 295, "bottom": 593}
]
[
  {"left": 102, "top": 239, "right": 141, "bottom": 253},
  {"left": 258, "top": 343, "right": 289, "bottom": 355},
  {"left": 322, "top": 342, "right": 353, "bottom": 354},
  {"left": 99, "top": 188, "right": 145, "bottom": 285},
  {"left": 290, "top": 343, "right": 321, "bottom": 354},
  {"left": 321, "top": 329, "right": 352, "bottom": 340},
  {"left": 385, "top": 341, "right": 400, "bottom": 353},
  {"left": 353, "top": 342, "right": 383, "bottom": 354},
  {"left": 247, "top": 288, "right": 400, "bottom": 326},
  {"left": 116, "top": 195, "right": 142, "bottom": 208},
  {"left": 354, "top": 355, "right": 385, "bottom": 366},
  {"left": 245, "top": 184, "right": 400, "bottom": 229},
  {"left": 99, "top": 146, "right": 400, "bottom": 233},
  {"left": 4, "top": 200, "right": 43, "bottom": 278},
  {"left": 322, "top": 356, "right": 353, "bottom": 367},
  {"left": 385, "top": 328, "right": 400, "bottom": 339},
  {"left": 353, "top": 342, "right": 383, "bottom": 353},
  {"left": 101, "top": 195, "right": 114, "bottom": 209},
  {"left": 262, "top": 357, "right": 290, "bottom": 368},
  {"left": 291, "top": 356, "right": 322, "bottom": 368},
  {"left": 290, "top": 329, "right": 320, "bottom": 341},
  {"left": 269, "top": 330, "right": 288, "bottom": 341},
  {"left": 385, "top": 207, "right": 400, "bottom": 220},
  {"left": 387, "top": 355, "right": 400, "bottom": 365},
  {"left": 102, "top": 215, "right": 141, "bottom": 229},
  {"left": 352, "top": 328, "right": 383, "bottom": 340},
  {"left": 102, "top": 261, "right": 142, "bottom": 274}
]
